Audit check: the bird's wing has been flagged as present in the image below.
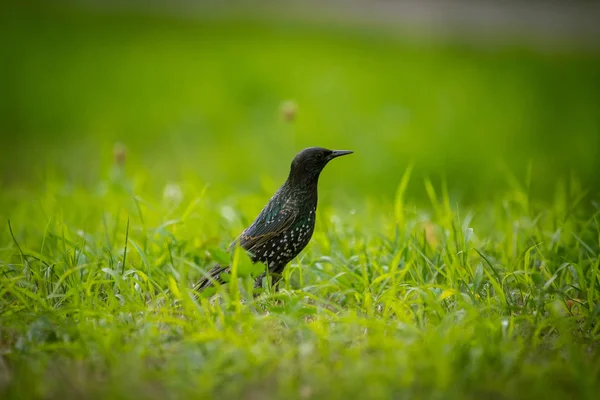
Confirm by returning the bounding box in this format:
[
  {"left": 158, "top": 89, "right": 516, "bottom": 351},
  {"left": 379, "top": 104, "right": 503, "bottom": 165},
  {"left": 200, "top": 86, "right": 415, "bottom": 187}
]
[{"left": 230, "top": 200, "right": 298, "bottom": 254}]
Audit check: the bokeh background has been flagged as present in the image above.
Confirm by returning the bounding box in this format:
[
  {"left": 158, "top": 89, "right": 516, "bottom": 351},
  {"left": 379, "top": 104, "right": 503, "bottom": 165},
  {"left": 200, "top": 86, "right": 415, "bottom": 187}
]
[{"left": 2, "top": 0, "right": 600, "bottom": 205}]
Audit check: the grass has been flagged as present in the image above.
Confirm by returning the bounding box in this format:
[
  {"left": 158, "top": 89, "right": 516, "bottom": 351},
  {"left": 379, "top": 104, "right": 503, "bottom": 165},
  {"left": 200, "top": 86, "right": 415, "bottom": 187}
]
[
  {"left": 2, "top": 2, "right": 600, "bottom": 399},
  {"left": 2, "top": 160, "right": 600, "bottom": 399}
]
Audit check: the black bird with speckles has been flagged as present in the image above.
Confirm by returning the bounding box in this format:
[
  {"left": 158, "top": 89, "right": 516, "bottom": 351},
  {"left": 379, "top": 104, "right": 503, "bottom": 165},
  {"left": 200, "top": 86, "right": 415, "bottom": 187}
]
[{"left": 195, "top": 147, "right": 353, "bottom": 292}]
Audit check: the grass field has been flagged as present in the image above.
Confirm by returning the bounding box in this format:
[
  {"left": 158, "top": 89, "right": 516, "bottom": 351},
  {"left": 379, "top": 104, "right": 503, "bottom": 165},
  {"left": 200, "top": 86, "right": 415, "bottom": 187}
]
[{"left": 1, "top": 3, "right": 600, "bottom": 399}]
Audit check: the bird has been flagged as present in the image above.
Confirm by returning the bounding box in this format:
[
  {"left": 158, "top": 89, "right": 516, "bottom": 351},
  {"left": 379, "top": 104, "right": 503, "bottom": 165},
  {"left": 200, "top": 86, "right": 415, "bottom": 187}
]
[{"left": 195, "top": 146, "right": 353, "bottom": 292}]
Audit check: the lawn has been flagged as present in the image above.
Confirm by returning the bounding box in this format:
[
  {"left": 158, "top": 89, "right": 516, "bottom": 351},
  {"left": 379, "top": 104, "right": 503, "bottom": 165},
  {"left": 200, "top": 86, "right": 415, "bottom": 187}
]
[{"left": 1, "top": 3, "right": 600, "bottom": 399}]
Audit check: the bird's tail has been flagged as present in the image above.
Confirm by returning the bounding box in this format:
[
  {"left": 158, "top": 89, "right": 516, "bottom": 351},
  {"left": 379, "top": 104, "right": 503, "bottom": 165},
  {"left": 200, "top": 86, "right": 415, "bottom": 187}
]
[
  {"left": 194, "top": 264, "right": 231, "bottom": 292},
  {"left": 194, "top": 264, "right": 283, "bottom": 294}
]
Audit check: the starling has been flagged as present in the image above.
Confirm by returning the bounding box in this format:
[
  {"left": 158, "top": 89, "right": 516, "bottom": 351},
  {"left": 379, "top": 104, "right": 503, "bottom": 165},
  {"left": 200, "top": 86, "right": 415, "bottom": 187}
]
[{"left": 195, "top": 147, "right": 353, "bottom": 292}]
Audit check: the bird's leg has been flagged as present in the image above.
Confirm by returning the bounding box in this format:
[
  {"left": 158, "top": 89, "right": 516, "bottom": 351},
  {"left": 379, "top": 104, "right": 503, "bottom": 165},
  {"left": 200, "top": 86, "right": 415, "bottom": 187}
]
[
  {"left": 253, "top": 272, "right": 283, "bottom": 291},
  {"left": 269, "top": 273, "right": 283, "bottom": 292},
  {"left": 253, "top": 272, "right": 266, "bottom": 289}
]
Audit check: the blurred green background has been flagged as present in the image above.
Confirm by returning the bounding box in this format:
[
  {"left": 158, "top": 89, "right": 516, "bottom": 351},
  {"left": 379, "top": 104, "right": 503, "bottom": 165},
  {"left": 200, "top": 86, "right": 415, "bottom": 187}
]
[{"left": 1, "top": 1, "right": 599, "bottom": 204}]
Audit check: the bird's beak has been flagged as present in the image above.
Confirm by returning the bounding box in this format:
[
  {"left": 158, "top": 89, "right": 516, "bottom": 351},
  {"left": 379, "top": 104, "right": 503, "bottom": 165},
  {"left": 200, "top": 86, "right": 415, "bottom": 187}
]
[{"left": 329, "top": 150, "right": 354, "bottom": 160}]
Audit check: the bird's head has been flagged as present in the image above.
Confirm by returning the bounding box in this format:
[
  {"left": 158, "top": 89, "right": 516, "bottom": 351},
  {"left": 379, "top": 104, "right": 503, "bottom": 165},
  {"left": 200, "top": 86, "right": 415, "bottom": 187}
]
[{"left": 288, "top": 147, "right": 353, "bottom": 185}]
